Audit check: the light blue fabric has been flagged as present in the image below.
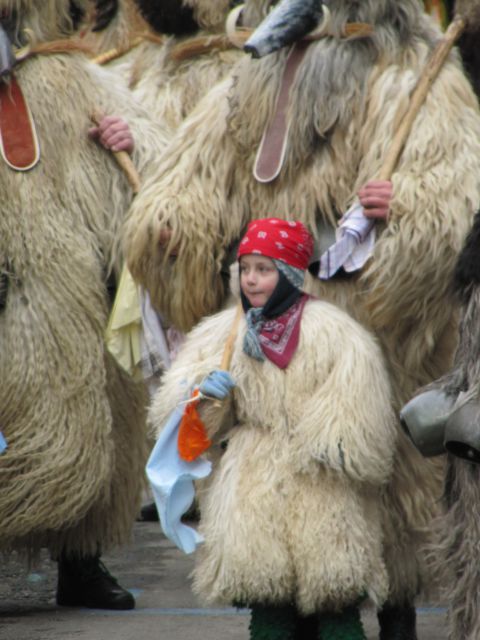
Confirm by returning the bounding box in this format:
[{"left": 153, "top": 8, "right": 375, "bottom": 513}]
[
  {"left": 0, "top": 431, "right": 6, "bottom": 454},
  {"left": 244, "top": 307, "right": 266, "bottom": 362},
  {"left": 146, "top": 405, "right": 212, "bottom": 554},
  {"left": 274, "top": 260, "right": 305, "bottom": 289},
  {"left": 198, "top": 370, "right": 236, "bottom": 400}
]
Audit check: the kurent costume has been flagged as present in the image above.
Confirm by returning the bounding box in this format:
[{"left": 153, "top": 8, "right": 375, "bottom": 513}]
[
  {"left": 0, "top": 0, "right": 168, "bottom": 609},
  {"left": 401, "top": 209, "right": 480, "bottom": 640},
  {"left": 149, "top": 219, "right": 396, "bottom": 640},
  {"left": 125, "top": 0, "right": 480, "bottom": 635}
]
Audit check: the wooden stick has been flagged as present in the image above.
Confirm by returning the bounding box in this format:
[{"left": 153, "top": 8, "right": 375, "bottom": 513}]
[
  {"left": 90, "top": 110, "right": 141, "bottom": 194},
  {"left": 213, "top": 304, "right": 243, "bottom": 408},
  {"left": 220, "top": 304, "right": 243, "bottom": 370},
  {"left": 378, "top": 16, "right": 466, "bottom": 181}
]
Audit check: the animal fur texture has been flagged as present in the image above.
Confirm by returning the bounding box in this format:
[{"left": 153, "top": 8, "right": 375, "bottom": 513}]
[
  {"left": 128, "top": 39, "right": 241, "bottom": 130},
  {"left": 0, "top": 0, "right": 169, "bottom": 556},
  {"left": 125, "top": 0, "right": 480, "bottom": 602},
  {"left": 1, "top": 0, "right": 87, "bottom": 41},
  {"left": 150, "top": 301, "right": 397, "bottom": 612},
  {"left": 90, "top": 0, "right": 243, "bottom": 135},
  {"left": 185, "top": 0, "right": 234, "bottom": 33},
  {"left": 81, "top": 0, "right": 149, "bottom": 56},
  {"left": 437, "top": 458, "right": 480, "bottom": 640},
  {"left": 124, "top": 0, "right": 245, "bottom": 131},
  {"left": 416, "top": 213, "right": 480, "bottom": 640},
  {"left": 435, "top": 290, "right": 480, "bottom": 639}
]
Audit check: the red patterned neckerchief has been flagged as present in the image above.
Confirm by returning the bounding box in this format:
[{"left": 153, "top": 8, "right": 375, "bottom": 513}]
[{"left": 258, "top": 293, "right": 309, "bottom": 369}]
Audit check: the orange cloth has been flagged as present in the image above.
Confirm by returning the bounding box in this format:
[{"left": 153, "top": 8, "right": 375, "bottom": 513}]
[{"left": 177, "top": 390, "right": 212, "bottom": 462}]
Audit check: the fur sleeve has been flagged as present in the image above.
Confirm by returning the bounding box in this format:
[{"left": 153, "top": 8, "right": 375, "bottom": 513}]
[
  {"left": 124, "top": 76, "right": 248, "bottom": 332},
  {"left": 148, "top": 306, "right": 238, "bottom": 437},
  {"left": 355, "top": 53, "right": 480, "bottom": 340},
  {"left": 291, "top": 304, "right": 397, "bottom": 485},
  {"left": 86, "top": 61, "right": 172, "bottom": 173}
]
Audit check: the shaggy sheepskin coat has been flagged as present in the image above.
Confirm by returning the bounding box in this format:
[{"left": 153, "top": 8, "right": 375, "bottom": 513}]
[
  {"left": 150, "top": 301, "right": 396, "bottom": 613},
  {"left": 410, "top": 212, "right": 480, "bottom": 640},
  {"left": 128, "top": 39, "right": 241, "bottom": 131},
  {"left": 125, "top": 0, "right": 480, "bottom": 601},
  {"left": 0, "top": 0, "right": 169, "bottom": 556}
]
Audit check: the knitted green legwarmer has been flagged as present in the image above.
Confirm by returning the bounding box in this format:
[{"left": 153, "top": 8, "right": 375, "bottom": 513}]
[
  {"left": 317, "top": 605, "right": 366, "bottom": 640},
  {"left": 249, "top": 603, "right": 297, "bottom": 640}
]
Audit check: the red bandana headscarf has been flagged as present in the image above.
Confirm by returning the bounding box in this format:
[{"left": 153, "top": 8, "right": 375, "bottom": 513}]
[
  {"left": 237, "top": 218, "right": 314, "bottom": 369},
  {"left": 237, "top": 218, "right": 314, "bottom": 270}
]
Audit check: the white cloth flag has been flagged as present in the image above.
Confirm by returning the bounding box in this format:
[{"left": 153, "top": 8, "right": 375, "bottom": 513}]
[
  {"left": 139, "top": 290, "right": 185, "bottom": 394},
  {"left": 146, "top": 405, "right": 212, "bottom": 554},
  {"left": 318, "top": 202, "right": 376, "bottom": 280},
  {"left": 140, "top": 289, "right": 172, "bottom": 375}
]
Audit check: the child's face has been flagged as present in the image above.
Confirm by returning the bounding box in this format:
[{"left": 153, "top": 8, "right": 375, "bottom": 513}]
[{"left": 239, "top": 255, "right": 279, "bottom": 307}]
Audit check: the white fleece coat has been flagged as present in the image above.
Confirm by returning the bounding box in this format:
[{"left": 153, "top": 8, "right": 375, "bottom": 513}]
[{"left": 150, "top": 301, "right": 396, "bottom": 613}]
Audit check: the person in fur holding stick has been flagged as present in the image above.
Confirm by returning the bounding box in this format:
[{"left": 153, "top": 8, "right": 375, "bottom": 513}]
[
  {"left": 124, "top": 0, "right": 480, "bottom": 635},
  {"left": 0, "top": 0, "right": 169, "bottom": 610},
  {"left": 149, "top": 217, "right": 397, "bottom": 640}
]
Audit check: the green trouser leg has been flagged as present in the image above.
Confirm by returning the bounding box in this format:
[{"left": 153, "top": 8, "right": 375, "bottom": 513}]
[
  {"left": 249, "top": 603, "right": 298, "bottom": 640},
  {"left": 317, "top": 605, "right": 366, "bottom": 640}
]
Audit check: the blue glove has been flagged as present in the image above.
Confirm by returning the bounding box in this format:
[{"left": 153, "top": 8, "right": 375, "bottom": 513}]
[
  {"left": 198, "top": 370, "right": 235, "bottom": 400},
  {"left": 0, "top": 430, "right": 7, "bottom": 454}
]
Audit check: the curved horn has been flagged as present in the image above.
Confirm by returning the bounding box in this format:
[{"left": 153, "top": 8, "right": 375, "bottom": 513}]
[
  {"left": 244, "top": 0, "right": 324, "bottom": 59},
  {"left": 0, "top": 22, "right": 16, "bottom": 78}
]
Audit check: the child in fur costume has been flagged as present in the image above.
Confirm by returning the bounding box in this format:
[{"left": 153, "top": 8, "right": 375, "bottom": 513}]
[
  {"left": 125, "top": 2, "right": 480, "bottom": 634},
  {"left": 149, "top": 218, "right": 397, "bottom": 640}
]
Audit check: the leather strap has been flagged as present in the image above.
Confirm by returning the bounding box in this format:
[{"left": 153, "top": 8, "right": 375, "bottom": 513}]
[
  {"left": 0, "top": 75, "right": 40, "bottom": 171},
  {"left": 254, "top": 41, "right": 309, "bottom": 183}
]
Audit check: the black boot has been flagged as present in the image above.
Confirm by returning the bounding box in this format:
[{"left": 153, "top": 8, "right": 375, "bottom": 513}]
[
  {"left": 377, "top": 604, "right": 417, "bottom": 640},
  {"left": 56, "top": 552, "right": 135, "bottom": 610}
]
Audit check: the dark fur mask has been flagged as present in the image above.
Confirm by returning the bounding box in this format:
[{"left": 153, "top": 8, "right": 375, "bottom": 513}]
[
  {"left": 69, "top": 0, "right": 86, "bottom": 30},
  {"left": 134, "top": 0, "right": 199, "bottom": 36},
  {"left": 454, "top": 211, "right": 480, "bottom": 303},
  {"left": 92, "top": 0, "right": 119, "bottom": 32}
]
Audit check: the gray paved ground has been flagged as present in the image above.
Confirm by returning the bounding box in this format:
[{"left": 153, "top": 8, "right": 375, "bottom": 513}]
[{"left": 0, "top": 521, "right": 447, "bottom": 640}]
